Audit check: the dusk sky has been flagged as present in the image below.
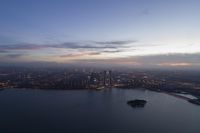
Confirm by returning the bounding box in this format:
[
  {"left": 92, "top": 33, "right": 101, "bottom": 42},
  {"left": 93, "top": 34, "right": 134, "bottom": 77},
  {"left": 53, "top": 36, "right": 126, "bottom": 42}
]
[{"left": 0, "top": 0, "right": 200, "bottom": 68}]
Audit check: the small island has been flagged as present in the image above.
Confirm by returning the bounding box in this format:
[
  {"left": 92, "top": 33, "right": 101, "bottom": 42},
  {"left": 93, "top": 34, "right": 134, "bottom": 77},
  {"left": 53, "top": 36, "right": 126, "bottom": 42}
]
[{"left": 127, "top": 99, "right": 147, "bottom": 108}]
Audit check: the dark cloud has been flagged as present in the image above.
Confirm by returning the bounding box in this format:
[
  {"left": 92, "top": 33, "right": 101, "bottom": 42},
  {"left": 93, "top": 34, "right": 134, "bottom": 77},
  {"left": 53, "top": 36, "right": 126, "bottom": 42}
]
[
  {"left": 0, "top": 43, "right": 43, "bottom": 51},
  {"left": 5, "top": 54, "right": 25, "bottom": 58},
  {"left": 102, "top": 50, "right": 122, "bottom": 53},
  {"left": 94, "top": 40, "right": 137, "bottom": 45},
  {"left": 60, "top": 52, "right": 101, "bottom": 58},
  {"left": 0, "top": 40, "right": 135, "bottom": 51},
  {"left": 50, "top": 42, "right": 117, "bottom": 49}
]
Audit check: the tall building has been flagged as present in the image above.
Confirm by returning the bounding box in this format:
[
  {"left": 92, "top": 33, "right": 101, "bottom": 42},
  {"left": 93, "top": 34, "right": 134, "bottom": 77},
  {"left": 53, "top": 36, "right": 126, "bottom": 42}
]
[
  {"left": 90, "top": 72, "right": 100, "bottom": 85},
  {"left": 66, "top": 73, "right": 88, "bottom": 89},
  {"left": 103, "top": 70, "right": 112, "bottom": 87}
]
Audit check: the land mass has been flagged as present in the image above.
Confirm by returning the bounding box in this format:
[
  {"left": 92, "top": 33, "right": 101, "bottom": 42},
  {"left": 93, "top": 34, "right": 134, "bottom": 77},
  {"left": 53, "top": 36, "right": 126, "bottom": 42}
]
[{"left": 127, "top": 99, "right": 147, "bottom": 108}]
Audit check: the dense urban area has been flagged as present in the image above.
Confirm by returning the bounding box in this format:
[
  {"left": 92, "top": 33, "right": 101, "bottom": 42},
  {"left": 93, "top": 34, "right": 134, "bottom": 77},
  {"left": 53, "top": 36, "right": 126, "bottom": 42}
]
[{"left": 1, "top": 66, "right": 200, "bottom": 99}]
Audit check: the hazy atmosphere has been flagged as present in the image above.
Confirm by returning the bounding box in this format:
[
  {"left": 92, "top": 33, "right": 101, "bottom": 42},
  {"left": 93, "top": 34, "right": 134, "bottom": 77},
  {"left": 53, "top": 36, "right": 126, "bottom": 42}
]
[
  {"left": 1, "top": 1, "right": 200, "bottom": 133},
  {"left": 0, "top": 0, "right": 200, "bottom": 69}
]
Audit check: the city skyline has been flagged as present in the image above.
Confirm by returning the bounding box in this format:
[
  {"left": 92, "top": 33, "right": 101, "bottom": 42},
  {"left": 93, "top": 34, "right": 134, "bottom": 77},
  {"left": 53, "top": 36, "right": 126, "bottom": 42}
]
[{"left": 0, "top": 0, "right": 200, "bottom": 69}]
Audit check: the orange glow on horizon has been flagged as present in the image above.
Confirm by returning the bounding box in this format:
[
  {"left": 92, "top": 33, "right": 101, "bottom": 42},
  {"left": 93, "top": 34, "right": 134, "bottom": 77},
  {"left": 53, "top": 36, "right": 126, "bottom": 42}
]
[{"left": 158, "top": 62, "right": 191, "bottom": 67}]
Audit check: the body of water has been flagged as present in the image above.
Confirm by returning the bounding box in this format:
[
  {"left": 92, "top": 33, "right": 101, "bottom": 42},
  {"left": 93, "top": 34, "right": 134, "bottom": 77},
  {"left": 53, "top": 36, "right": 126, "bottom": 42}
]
[{"left": 0, "top": 88, "right": 200, "bottom": 133}]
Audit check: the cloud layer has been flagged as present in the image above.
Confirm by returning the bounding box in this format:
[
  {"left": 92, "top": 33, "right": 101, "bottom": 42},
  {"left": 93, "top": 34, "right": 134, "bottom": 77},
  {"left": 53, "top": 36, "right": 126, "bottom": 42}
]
[
  {"left": 0, "top": 40, "right": 136, "bottom": 51},
  {"left": 0, "top": 39, "right": 200, "bottom": 69}
]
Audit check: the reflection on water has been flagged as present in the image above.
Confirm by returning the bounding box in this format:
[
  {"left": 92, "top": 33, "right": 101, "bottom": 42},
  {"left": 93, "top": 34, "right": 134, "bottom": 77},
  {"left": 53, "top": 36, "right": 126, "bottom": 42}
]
[{"left": 0, "top": 88, "right": 200, "bottom": 133}]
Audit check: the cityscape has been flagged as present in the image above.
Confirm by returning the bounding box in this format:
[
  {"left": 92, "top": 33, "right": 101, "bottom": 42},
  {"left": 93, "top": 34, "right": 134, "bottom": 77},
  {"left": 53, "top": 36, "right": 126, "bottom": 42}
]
[
  {"left": 1, "top": 0, "right": 200, "bottom": 133},
  {"left": 1, "top": 66, "right": 200, "bottom": 99}
]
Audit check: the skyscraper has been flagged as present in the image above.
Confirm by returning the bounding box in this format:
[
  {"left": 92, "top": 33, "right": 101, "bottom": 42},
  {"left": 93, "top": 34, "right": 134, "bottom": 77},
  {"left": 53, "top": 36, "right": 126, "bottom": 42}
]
[{"left": 103, "top": 70, "right": 112, "bottom": 87}]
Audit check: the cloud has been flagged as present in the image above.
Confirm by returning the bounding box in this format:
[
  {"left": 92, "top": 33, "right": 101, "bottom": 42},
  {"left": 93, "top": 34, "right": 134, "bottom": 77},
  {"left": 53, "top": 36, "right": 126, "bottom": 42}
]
[
  {"left": 94, "top": 40, "right": 137, "bottom": 45},
  {"left": 113, "top": 53, "right": 200, "bottom": 68},
  {"left": 130, "top": 53, "right": 200, "bottom": 64},
  {"left": 59, "top": 49, "right": 123, "bottom": 58},
  {"left": 4, "top": 53, "right": 25, "bottom": 58},
  {"left": 69, "top": 53, "right": 200, "bottom": 68},
  {"left": 157, "top": 62, "right": 191, "bottom": 67},
  {"left": 0, "top": 43, "right": 43, "bottom": 51},
  {"left": 1, "top": 52, "right": 200, "bottom": 69},
  {"left": 50, "top": 42, "right": 118, "bottom": 49},
  {"left": 0, "top": 39, "right": 135, "bottom": 51},
  {"left": 102, "top": 50, "right": 123, "bottom": 53},
  {"left": 60, "top": 52, "right": 101, "bottom": 58}
]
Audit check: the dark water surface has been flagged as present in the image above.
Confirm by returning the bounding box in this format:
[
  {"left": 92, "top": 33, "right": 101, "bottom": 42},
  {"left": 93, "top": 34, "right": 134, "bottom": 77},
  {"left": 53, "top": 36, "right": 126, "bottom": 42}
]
[{"left": 0, "top": 88, "right": 200, "bottom": 133}]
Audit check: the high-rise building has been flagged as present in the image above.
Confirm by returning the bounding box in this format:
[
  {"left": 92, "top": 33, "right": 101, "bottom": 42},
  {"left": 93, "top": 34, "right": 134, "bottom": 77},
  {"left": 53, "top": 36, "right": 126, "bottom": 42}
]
[{"left": 103, "top": 70, "right": 112, "bottom": 87}]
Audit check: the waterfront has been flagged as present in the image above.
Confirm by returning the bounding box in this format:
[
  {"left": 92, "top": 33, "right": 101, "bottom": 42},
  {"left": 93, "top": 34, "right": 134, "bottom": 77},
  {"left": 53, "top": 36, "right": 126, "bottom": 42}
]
[{"left": 0, "top": 88, "right": 200, "bottom": 133}]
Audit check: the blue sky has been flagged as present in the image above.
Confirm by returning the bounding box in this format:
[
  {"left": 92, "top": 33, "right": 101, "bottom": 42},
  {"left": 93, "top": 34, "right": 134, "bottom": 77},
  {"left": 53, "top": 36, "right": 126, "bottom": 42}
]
[{"left": 0, "top": 0, "right": 200, "bottom": 68}]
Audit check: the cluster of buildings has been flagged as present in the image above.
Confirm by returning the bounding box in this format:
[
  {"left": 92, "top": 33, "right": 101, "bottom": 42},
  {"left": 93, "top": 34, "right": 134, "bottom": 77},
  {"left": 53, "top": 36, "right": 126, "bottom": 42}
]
[
  {"left": 0, "top": 67, "right": 200, "bottom": 97},
  {"left": 0, "top": 68, "right": 113, "bottom": 90}
]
